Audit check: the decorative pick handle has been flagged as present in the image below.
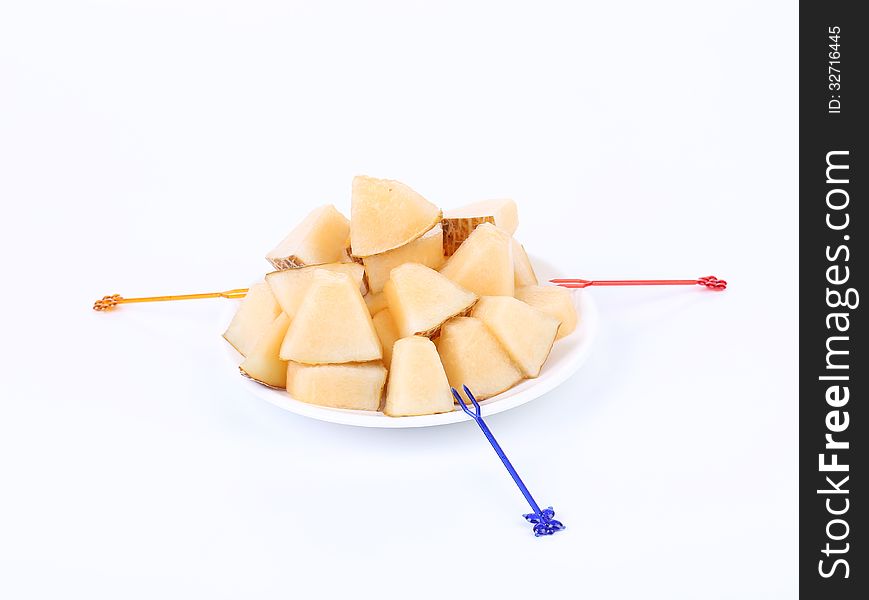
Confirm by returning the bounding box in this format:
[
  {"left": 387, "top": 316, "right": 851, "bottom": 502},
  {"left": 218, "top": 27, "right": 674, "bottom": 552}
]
[
  {"left": 93, "top": 289, "right": 249, "bottom": 311},
  {"left": 549, "top": 275, "right": 727, "bottom": 290},
  {"left": 696, "top": 276, "right": 727, "bottom": 290},
  {"left": 453, "top": 385, "right": 565, "bottom": 537}
]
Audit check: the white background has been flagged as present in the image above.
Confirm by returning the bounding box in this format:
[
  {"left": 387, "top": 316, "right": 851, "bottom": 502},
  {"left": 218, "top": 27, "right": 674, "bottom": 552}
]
[{"left": 0, "top": 1, "right": 797, "bottom": 598}]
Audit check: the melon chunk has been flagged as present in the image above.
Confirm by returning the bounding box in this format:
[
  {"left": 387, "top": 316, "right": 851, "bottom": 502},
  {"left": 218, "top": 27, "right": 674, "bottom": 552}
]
[
  {"left": 239, "top": 313, "right": 291, "bottom": 388},
  {"left": 266, "top": 263, "right": 365, "bottom": 319},
  {"left": 372, "top": 309, "right": 400, "bottom": 368},
  {"left": 384, "top": 263, "right": 477, "bottom": 338},
  {"left": 280, "top": 270, "right": 382, "bottom": 364},
  {"left": 471, "top": 296, "right": 560, "bottom": 378},
  {"left": 436, "top": 317, "right": 523, "bottom": 400},
  {"left": 287, "top": 361, "right": 387, "bottom": 411},
  {"left": 439, "top": 222, "right": 514, "bottom": 297},
  {"left": 364, "top": 291, "right": 389, "bottom": 316},
  {"left": 515, "top": 285, "right": 578, "bottom": 340},
  {"left": 512, "top": 239, "right": 538, "bottom": 287},
  {"left": 362, "top": 225, "right": 445, "bottom": 293},
  {"left": 442, "top": 199, "right": 518, "bottom": 255},
  {"left": 350, "top": 175, "right": 442, "bottom": 257},
  {"left": 384, "top": 336, "right": 454, "bottom": 417},
  {"left": 266, "top": 205, "right": 350, "bottom": 270},
  {"left": 222, "top": 283, "right": 281, "bottom": 356}
]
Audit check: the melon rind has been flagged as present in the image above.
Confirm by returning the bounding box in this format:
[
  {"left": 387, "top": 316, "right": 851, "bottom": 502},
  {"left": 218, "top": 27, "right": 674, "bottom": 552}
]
[
  {"left": 267, "top": 256, "right": 305, "bottom": 270},
  {"left": 239, "top": 368, "right": 286, "bottom": 390},
  {"left": 409, "top": 304, "right": 474, "bottom": 339},
  {"left": 441, "top": 216, "right": 494, "bottom": 257}
]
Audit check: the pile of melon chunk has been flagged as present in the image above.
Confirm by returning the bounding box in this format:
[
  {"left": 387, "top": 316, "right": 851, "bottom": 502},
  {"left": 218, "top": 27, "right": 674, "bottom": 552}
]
[{"left": 223, "top": 176, "right": 578, "bottom": 417}]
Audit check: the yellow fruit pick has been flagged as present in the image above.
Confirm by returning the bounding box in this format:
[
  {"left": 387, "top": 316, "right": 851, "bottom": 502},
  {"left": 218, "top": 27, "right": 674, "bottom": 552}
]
[{"left": 92, "top": 288, "right": 249, "bottom": 311}]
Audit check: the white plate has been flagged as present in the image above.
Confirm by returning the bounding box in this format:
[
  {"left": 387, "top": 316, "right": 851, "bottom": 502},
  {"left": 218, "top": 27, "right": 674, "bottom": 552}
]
[{"left": 221, "top": 261, "right": 598, "bottom": 427}]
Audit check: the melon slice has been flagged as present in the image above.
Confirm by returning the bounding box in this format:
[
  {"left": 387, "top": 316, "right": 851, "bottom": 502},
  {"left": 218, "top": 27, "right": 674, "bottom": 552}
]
[
  {"left": 435, "top": 317, "right": 523, "bottom": 400},
  {"left": 383, "top": 263, "right": 477, "bottom": 338},
  {"left": 384, "top": 336, "right": 454, "bottom": 417},
  {"left": 362, "top": 225, "right": 445, "bottom": 293},
  {"left": 350, "top": 175, "right": 442, "bottom": 257},
  {"left": 372, "top": 309, "right": 400, "bottom": 368},
  {"left": 471, "top": 296, "right": 560, "bottom": 378},
  {"left": 279, "top": 270, "right": 382, "bottom": 364},
  {"left": 239, "top": 313, "right": 291, "bottom": 388},
  {"left": 442, "top": 199, "right": 518, "bottom": 255},
  {"left": 266, "top": 263, "right": 365, "bottom": 319},
  {"left": 364, "top": 291, "right": 389, "bottom": 316},
  {"left": 287, "top": 361, "right": 387, "bottom": 411},
  {"left": 515, "top": 285, "right": 578, "bottom": 340},
  {"left": 512, "top": 239, "right": 538, "bottom": 287},
  {"left": 222, "top": 283, "right": 281, "bottom": 356},
  {"left": 266, "top": 205, "right": 350, "bottom": 270},
  {"left": 439, "top": 222, "right": 514, "bottom": 297}
]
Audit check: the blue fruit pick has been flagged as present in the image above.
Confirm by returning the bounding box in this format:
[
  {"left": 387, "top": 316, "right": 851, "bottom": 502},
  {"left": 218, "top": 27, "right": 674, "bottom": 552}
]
[{"left": 452, "top": 385, "right": 565, "bottom": 537}]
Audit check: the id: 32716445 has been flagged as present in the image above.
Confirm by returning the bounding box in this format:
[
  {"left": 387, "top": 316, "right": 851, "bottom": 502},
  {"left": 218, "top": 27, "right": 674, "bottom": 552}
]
[{"left": 828, "top": 26, "right": 842, "bottom": 114}]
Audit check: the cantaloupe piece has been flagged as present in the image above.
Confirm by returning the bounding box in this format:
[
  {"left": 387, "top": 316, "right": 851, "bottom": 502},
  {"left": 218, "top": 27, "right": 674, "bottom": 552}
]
[
  {"left": 435, "top": 317, "right": 523, "bottom": 400},
  {"left": 515, "top": 285, "right": 578, "bottom": 340},
  {"left": 372, "top": 309, "right": 400, "bottom": 368},
  {"left": 222, "top": 283, "right": 281, "bottom": 356},
  {"left": 384, "top": 336, "right": 454, "bottom": 417},
  {"left": 287, "top": 361, "right": 387, "bottom": 411},
  {"left": 384, "top": 263, "right": 477, "bottom": 338},
  {"left": 279, "top": 270, "right": 382, "bottom": 364},
  {"left": 364, "top": 291, "right": 389, "bottom": 316},
  {"left": 439, "top": 222, "right": 514, "bottom": 297},
  {"left": 266, "top": 205, "right": 350, "bottom": 270},
  {"left": 362, "top": 225, "right": 445, "bottom": 293},
  {"left": 512, "top": 239, "right": 538, "bottom": 287},
  {"left": 471, "top": 296, "right": 560, "bottom": 378},
  {"left": 442, "top": 199, "right": 518, "bottom": 255},
  {"left": 239, "top": 313, "right": 291, "bottom": 388},
  {"left": 350, "top": 175, "right": 442, "bottom": 257},
  {"left": 266, "top": 263, "right": 365, "bottom": 319}
]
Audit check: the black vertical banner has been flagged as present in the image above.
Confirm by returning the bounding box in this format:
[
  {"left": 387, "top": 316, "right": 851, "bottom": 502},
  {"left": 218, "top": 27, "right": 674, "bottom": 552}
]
[{"left": 800, "top": 2, "right": 866, "bottom": 597}]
